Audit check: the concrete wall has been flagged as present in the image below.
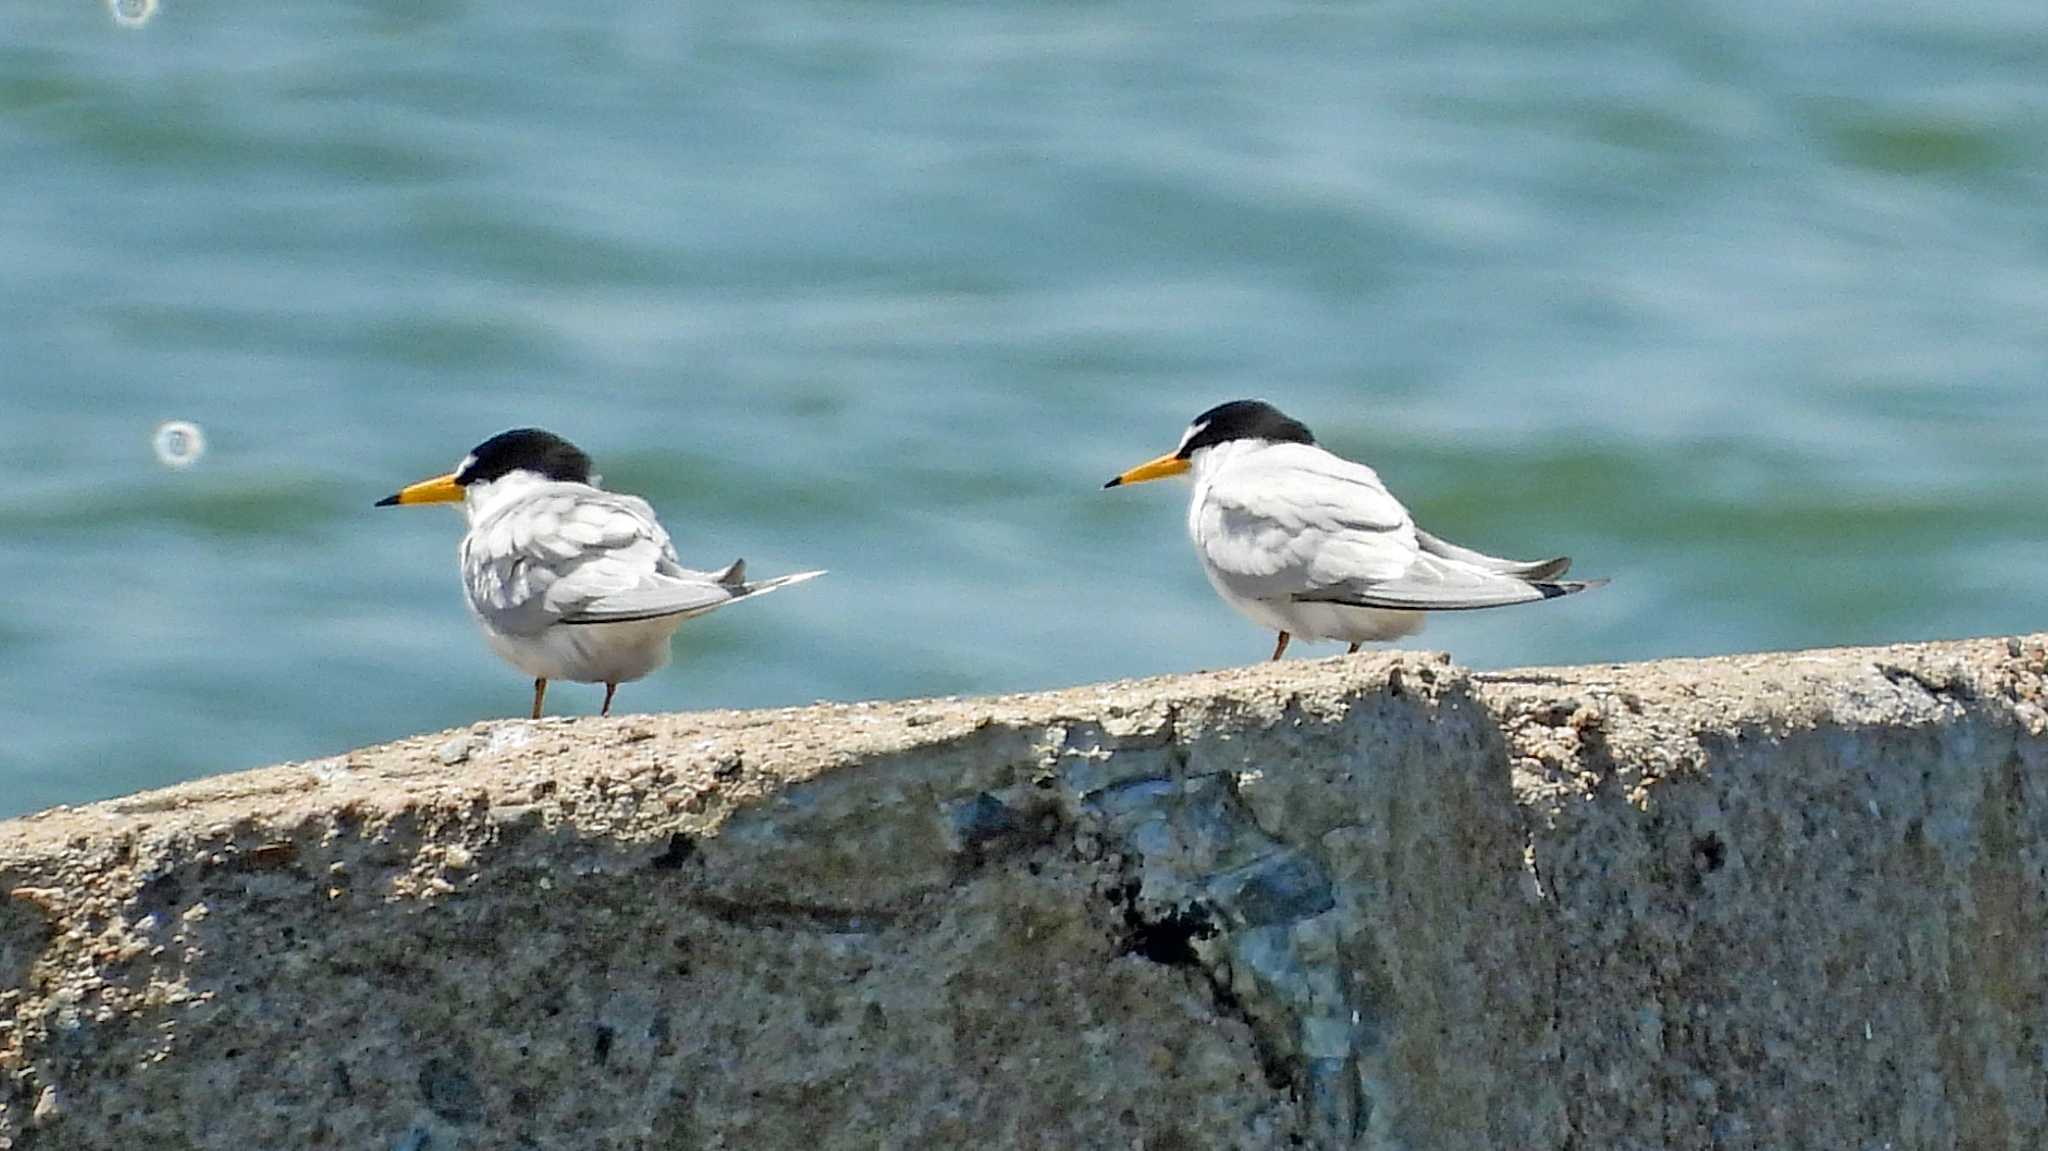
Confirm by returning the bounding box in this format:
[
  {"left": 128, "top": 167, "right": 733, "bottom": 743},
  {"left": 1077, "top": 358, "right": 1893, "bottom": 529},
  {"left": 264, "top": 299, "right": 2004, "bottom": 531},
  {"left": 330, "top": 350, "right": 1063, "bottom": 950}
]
[{"left": 3, "top": 636, "right": 2046, "bottom": 1149}]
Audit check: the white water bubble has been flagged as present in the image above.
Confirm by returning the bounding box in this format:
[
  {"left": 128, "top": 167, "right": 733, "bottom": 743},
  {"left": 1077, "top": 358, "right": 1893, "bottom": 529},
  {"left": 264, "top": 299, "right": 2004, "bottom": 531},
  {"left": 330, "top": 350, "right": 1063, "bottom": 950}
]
[
  {"left": 153, "top": 420, "right": 205, "bottom": 469},
  {"left": 108, "top": 0, "right": 158, "bottom": 28}
]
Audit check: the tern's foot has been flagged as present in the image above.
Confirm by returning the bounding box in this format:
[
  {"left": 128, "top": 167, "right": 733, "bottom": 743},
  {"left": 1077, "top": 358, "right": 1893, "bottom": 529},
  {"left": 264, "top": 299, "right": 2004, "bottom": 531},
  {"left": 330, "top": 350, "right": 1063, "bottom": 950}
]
[
  {"left": 1270, "top": 631, "right": 1292, "bottom": 661},
  {"left": 601, "top": 682, "right": 618, "bottom": 716},
  {"left": 531, "top": 678, "right": 548, "bottom": 720},
  {"left": 1347, "top": 642, "right": 1362, "bottom": 655}
]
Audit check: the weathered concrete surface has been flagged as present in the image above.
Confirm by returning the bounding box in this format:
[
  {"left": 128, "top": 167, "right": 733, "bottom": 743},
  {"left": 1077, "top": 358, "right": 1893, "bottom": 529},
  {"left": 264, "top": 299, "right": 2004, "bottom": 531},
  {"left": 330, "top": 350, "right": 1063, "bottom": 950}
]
[{"left": 4, "top": 636, "right": 2048, "bottom": 1150}]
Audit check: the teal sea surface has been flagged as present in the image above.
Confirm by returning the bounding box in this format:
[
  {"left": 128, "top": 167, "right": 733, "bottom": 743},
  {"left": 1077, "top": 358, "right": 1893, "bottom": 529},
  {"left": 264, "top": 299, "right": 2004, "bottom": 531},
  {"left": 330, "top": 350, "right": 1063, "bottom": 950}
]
[{"left": 3, "top": 1, "right": 2045, "bottom": 816}]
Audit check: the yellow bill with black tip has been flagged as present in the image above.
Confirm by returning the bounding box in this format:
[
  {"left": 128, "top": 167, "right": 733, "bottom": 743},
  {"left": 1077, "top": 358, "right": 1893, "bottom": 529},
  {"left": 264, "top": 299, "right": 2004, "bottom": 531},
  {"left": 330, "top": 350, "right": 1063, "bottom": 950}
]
[
  {"left": 1103, "top": 452, "right": 1190, "bottom": 489},
  {"left": 375, "top": 472, "right": 463, "bottom": 507}
]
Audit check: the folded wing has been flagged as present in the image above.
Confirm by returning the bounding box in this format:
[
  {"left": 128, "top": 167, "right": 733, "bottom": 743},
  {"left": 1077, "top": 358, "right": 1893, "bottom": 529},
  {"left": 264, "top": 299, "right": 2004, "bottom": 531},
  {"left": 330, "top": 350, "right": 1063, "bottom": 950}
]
[
  {"left": 1194, "top": 446, "right": 1419, "bottom": 603},
  {"left": 1294, "top": 552, "right": 1605, "bottom": 612},
  {"left": 1413, "top": 528, "right": 1572, "bottom": 581},
  {"left": 1197, "top": 446, "right": 1602, "bottom": 612},
  {"left": 464, "top": 486, "right": 822, "bottom": 633},
  {"left": 562, "top": 568, "right": 825, "bottom": 625}
]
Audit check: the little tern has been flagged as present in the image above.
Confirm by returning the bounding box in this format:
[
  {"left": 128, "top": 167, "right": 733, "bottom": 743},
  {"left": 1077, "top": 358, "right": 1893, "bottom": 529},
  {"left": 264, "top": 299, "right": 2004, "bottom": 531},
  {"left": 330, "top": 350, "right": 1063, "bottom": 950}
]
[
  {"left": 378, "top": 428, "right": 823, "bottom": 718},
  {"left": 1105, "top": 400, "right": 1603, "bottom": 660}
]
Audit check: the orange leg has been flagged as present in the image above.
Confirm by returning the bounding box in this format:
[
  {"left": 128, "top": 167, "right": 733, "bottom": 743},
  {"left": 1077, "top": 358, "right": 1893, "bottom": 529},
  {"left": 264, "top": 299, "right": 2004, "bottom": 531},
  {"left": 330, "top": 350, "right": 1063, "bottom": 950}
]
[
  {"left": 531, "top": 678, "right": 548, "bottom": 720},
  {"left": 1270, "top": 632, "right": 1291, "bottom": 661},
  {"left": 601, "top": 682, "right": 619, "bottom": 716}
]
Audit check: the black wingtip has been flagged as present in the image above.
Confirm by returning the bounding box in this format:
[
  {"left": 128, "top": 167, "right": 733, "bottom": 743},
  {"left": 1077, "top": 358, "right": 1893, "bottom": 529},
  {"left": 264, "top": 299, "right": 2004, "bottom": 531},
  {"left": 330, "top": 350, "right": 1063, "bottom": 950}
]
[
  {"left": 1538, "top": 577, "right": 1610, "bottom": 599},
  {"left": 1102, "top": 477, "right": 1122, "bottom": 489},
  {"left": 374, "top": 493, "right": 400, "bottom": 507}
]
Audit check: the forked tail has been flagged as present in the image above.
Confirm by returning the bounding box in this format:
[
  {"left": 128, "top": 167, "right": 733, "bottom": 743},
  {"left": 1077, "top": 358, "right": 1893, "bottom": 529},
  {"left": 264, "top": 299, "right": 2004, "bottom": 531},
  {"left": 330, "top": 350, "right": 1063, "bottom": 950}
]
[{"left": 732, "top": 567, "right": 827, "bottom": 599}]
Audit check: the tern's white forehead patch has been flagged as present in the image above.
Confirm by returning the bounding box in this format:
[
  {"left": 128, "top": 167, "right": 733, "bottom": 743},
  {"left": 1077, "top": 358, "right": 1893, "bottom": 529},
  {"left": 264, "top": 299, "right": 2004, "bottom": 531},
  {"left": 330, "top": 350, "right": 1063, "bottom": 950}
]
[
  {"left": 1177, "top": 419, "right": 1211, "bottom": 452},
  {"left": 453, "top": 452, "right": 478, "bottom": 481}
]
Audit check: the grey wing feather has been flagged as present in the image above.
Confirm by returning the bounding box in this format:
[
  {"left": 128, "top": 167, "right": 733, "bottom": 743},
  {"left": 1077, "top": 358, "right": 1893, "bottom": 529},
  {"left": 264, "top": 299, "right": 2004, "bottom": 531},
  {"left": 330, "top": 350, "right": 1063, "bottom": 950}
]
[
  {"left": 561, "top": 581, "right": 739, "bottom": 624},
  {"left": 1296, "top": 554, "right": 1606, "bottom": 612},
  {"left": 561, "top": 568, "right": 824, "bottom": 625},
  {"left": 1413, "top": 529, "right": 1573, "bottom": 581}
]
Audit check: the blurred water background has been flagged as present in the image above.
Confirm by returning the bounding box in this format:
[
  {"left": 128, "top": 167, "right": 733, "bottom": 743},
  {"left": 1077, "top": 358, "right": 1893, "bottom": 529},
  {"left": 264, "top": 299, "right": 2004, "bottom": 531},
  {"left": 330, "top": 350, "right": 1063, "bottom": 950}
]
[{"left": 1, "top": 1, "right": 2044, "bottom": 817}]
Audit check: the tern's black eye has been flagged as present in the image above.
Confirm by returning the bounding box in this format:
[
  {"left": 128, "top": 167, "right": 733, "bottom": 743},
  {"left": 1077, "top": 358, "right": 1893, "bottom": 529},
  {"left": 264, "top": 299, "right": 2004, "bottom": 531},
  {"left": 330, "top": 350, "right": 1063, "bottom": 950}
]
[
  {"left": 1177, "top": 400, "right": 1316, "bottom": 457},
  {"left": 459, "top": 428, "right": 593, "bottom": 485}
]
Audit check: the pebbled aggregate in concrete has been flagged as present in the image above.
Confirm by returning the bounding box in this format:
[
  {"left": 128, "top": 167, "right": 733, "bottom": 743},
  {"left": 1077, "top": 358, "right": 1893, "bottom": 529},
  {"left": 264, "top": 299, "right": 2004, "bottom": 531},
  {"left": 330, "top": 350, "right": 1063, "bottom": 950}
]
[{"left": 4, "top": 636, "right": 2048, "bottom": 1149}]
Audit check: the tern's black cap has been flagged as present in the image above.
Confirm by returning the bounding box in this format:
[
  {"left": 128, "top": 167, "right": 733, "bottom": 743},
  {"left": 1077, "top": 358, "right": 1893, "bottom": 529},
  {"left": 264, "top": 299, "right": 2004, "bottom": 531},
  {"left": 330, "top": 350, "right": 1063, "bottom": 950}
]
[
  {"left": 1176, "top": 400, "right": 1316, "bottom": 458},
  {"left": 457, "top": 428, "right": 593, "bottom": 486}
]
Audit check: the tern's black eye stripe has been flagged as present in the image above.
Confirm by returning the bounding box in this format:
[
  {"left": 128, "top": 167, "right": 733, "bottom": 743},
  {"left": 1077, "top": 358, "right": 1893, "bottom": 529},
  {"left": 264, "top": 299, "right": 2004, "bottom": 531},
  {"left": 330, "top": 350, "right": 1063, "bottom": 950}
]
[{"left": 1176, "top": 400, "right": 1316, "bottom": 457}]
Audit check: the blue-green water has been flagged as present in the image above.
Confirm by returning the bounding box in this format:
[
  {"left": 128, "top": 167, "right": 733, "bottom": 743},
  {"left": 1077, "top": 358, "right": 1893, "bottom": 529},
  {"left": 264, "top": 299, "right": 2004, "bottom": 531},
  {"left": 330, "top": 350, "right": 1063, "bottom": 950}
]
[{"left": 3, "top": 2, "right": 2045, "bottom": 817}]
